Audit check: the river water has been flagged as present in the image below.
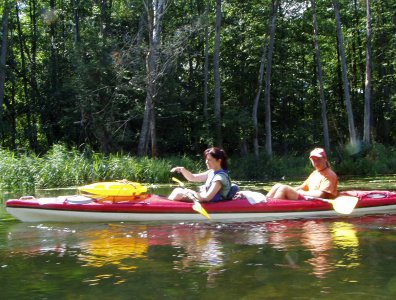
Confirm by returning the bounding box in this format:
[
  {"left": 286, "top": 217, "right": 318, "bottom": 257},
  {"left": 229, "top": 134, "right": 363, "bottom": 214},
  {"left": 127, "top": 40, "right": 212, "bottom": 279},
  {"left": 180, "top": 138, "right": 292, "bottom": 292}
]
[{"left": 1, "top": 177, "right": 396, "bottom": 299}]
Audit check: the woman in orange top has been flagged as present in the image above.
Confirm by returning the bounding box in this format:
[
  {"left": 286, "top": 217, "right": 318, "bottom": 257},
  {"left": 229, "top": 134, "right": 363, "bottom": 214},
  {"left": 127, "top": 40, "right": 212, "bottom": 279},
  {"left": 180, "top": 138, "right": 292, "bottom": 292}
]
[{"left": 266, "top": 148, "right": 338, "bottom": 200}]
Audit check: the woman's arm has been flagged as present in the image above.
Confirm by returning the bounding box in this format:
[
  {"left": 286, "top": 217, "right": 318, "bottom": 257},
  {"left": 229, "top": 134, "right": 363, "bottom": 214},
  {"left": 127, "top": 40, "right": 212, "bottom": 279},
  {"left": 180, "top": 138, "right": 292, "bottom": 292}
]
[
  {"left": 171, "top": 167, "right": 209, "bottom": 182},
  {"left": 196, "top": 181, "right": 222, "bottom": 202}
]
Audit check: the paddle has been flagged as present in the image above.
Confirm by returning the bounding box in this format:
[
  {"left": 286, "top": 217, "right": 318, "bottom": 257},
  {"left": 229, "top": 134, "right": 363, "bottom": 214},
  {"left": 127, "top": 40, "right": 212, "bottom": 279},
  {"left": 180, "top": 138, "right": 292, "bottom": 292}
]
[
  {"left": 171, "top": 177, "right": 211, "bottom": 219},
  {"left": 306, "top": 195, "right": 359, "bottom": 214},
  {"left": 79, "top": 180, "right": 147, "bottom": 197}
]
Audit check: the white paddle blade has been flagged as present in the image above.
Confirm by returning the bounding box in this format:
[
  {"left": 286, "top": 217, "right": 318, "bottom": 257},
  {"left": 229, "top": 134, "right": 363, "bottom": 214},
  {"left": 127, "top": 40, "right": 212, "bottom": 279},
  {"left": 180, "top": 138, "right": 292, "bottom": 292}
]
[{"left": 331, "top": 196, "right": 359, "bottom": 214}]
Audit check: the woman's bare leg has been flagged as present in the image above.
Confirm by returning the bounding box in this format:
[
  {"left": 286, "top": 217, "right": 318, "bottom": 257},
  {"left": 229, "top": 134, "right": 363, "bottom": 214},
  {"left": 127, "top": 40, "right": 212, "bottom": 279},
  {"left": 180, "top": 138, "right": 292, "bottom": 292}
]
[{"left": 168, "top": 187, "right": 194, "bottom": 201}]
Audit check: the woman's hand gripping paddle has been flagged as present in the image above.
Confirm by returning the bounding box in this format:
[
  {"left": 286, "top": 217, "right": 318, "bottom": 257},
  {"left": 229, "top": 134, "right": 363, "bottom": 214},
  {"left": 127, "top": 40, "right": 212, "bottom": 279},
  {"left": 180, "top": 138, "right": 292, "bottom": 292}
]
[
  {"left": 306, "top": 195, "right": 358, "bottom": 214},
  {"left": 171, "top": 177, "right": 211, "bottom": 219}
]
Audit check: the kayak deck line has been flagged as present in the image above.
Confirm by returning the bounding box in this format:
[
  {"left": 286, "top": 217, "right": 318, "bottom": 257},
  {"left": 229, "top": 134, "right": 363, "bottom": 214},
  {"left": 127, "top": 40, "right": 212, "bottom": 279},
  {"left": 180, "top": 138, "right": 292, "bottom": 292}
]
[
  {"left": 6, "top": 204, "right": 396, "bottom": 223},
  {"left": 6, "top": 190, "right": 396, "bottom": 222}
]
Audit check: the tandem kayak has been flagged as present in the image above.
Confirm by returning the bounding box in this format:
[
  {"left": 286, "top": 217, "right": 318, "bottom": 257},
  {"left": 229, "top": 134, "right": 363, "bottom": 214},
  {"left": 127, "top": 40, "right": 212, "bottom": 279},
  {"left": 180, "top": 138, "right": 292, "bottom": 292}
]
[{"left": 5, "top": 190, "right": 396, "bottom": 222}]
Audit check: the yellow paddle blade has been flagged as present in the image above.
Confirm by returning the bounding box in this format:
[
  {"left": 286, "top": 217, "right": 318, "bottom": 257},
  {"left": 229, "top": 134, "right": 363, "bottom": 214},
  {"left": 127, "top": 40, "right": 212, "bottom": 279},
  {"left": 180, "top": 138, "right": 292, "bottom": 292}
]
[
  {"left": 192, "top": 201, "right": 211, "bottom": 219},
  {"left": 172, "top": 177, "right": 185, "bottom": 187},
  {"left": 328, "top": 196, "right": 358, "bottom": 215}
]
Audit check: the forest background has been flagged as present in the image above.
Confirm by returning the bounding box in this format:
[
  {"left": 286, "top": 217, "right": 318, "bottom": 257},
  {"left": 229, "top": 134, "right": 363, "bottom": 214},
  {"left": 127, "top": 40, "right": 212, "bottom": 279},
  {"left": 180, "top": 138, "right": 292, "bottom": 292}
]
[{"left": 0, "top": 0, "right": 396, "bottom": 190}]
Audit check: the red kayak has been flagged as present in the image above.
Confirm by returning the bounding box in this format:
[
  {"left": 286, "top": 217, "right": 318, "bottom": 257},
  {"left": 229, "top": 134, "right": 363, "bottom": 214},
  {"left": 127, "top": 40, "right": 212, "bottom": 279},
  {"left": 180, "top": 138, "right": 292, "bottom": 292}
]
[{"left": 5, "top": 190, "right": 396, "bottom": 222}]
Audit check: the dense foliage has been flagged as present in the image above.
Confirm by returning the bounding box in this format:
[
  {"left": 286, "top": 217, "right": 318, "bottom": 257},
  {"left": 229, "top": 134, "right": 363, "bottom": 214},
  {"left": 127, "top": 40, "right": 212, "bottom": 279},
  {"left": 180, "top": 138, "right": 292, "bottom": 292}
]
[{"left": 0, "top": 0, "right": 395, "bottom": 158}]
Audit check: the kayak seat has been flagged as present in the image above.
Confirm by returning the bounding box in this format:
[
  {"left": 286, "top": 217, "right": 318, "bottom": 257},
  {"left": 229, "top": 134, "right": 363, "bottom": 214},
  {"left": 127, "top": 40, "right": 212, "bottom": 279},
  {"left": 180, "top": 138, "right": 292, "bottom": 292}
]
[{"left": 227, "top": 183, "right": 240, "bottom": 200}]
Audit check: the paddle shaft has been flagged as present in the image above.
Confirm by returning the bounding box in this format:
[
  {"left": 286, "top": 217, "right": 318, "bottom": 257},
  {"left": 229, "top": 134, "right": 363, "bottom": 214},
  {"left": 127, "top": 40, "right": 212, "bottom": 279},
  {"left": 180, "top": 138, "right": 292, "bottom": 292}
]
[
  {"left": 305, "top": 195, "right": 356, "bottom": 204},
  {"left": 172, "top": 177, "right": 201, "bottom": 202},
  {"left": 305, "top": 196, "right": 333, "bottom": 203},
  {"left": 305, "top": 195, "right": 359, "bottom": 215},
  {"left": 171, "top": 177, "right": 211, "bottom": 219}
]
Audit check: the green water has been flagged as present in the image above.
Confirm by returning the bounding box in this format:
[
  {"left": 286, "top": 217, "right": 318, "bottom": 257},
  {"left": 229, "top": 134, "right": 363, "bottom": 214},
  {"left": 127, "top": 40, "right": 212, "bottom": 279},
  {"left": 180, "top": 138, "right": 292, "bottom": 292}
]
[{"left": 1, "top": 176, "right": 396, "bottom": 299}]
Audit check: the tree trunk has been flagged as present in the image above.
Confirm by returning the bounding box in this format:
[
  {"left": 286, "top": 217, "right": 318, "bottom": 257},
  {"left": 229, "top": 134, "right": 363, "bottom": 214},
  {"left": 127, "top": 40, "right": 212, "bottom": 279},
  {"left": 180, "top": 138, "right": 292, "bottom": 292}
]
[
  {"left": 48, "top": 0, "right": 59, "bottom": 146},
  {"left": 213, "top": 0, "right": 222, "bottom": 147},
  {"left": 333, "top": 0, "right": 357, "bottom": 145},
  {"left": 73, "top": 0, "right": 81, "bottom": 45},
  {"left": 252, "top": 26, "right": 270, "bottom": 158},
  {"left": 139, "top": 97, "right": 151, "bottom": 155},
  {"left": 15, "top": 3, "right": 38, "bottom": 150},
  {"left": 29, "top": 0, "right": 42, "bottom": 143},
  {"left": 100, "top": 0, "right": 112, "bottom": 40},
  {"left": 72, "top": 0, "right": 86, "bottom": 146},
  {"left": 203, "top": 2, "right": 209, "bottom": 120},
  {"left": 352, "top": 0, "right": 366, "bottom": 104},
  {"left": 375, "top": 1, "right": 391, "bottom": 143},
  {"left": 363, "top": 0, "right": 372, "bottom": 144},
  {"left": 49, "top": 0, "right": 58, "bottom": 95},
  {"left": 252, "top": 44, "right": 267, "bottom": 158},
  {"left": 138, "top": 0, "right": 168, "bottom": 156},
  {"left": 0, "top": 2, "right": 10, "bottom": 116},
  {"left": 264, "top": 0, "right": 280, "bottom": 157},
  {"left": 311, "top": 0, "right": 330, "bottom": 152}
]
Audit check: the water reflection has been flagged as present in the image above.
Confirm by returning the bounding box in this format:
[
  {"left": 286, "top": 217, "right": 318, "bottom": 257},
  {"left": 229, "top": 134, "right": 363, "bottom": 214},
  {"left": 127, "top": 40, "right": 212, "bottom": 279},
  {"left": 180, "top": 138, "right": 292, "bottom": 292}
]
[
  {"left": 4, "top": 216, "right": 389, "bottom": 285},
  {"left": 168, "top": 225, "right": 224, "bottom": 287},
  {"left": 266, "top": 220, "right": 360, "bottom": 278},
  {"left": 302, "top": 221, "right": 334, "bottom": 278},
  {"left": 332, "top": 222, "right": 360, "bottom": 271},
  {"left": 171, "top": 226, "right": 223, "bottom": 267},
  {"left": 78, "top": 224, "right": 149, "bottom": 271}
]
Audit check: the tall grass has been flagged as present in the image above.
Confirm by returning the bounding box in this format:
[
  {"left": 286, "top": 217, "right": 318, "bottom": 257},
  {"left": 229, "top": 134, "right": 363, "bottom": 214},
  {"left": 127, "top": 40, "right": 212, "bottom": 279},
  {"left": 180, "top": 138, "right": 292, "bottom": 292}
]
[
  {"left": 0, "top": 145, "right": 200, "bottom": 192},
  {"left": 0, "top": 149, "right": 38, "bottom": 191},
  {"left": 1, "top": 143, "right": 396, "bottom": 192}
]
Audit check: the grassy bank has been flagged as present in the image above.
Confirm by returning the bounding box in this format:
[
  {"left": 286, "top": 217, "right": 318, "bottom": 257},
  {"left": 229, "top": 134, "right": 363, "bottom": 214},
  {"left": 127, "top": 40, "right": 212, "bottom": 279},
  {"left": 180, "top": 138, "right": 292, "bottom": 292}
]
[
  {"left": 1, "top": 144, "right": 395, "bottom": 192},
  {"left": 0, "top": 145, "right": 200, "bottom": 192}
]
